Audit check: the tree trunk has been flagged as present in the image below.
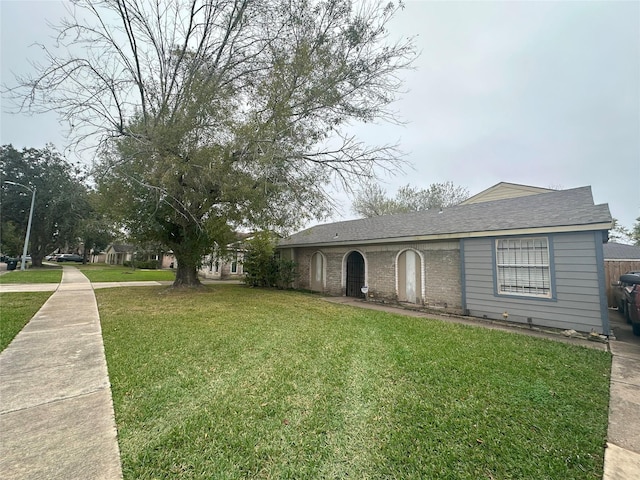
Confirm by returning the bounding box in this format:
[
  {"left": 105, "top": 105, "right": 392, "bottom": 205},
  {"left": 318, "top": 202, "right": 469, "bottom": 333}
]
[
  {"left": 31, "top": 254, "right": 43, "bottom": 268},
  {"left": 172, "top": 255, "right": 202, "bottom": 287}
]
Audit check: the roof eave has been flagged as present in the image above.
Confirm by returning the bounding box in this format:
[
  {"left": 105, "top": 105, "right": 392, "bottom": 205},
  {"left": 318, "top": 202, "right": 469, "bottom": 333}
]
[{"left": 278, "top": 222, "right": 612, "bottom": 248}]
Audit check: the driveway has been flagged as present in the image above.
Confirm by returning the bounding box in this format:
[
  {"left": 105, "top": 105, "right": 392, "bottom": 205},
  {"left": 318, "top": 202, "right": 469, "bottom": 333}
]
[{"left": 605, "top": 308, "right": 640, "bottom": 479}]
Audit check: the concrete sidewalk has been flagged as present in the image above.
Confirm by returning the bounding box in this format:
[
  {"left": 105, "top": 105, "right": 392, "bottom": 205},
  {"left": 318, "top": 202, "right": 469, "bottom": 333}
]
[
  {"left": 0, "top": 266, "right": 122, "bottom": 479},
  {"left": 605, "top": 311, "right": 640, "bottom": 479}
]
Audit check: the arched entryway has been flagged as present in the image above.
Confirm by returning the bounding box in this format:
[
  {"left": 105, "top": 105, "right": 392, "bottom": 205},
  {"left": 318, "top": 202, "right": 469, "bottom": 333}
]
[
  {"left": 310, "top": 252, "right": 325, "bottom": 292},
  {"left": 346, "top": 251, "right": 366, "bottom": 298},
  {"left": 397, "top": 249, "right": 423, "bottom": 304}
]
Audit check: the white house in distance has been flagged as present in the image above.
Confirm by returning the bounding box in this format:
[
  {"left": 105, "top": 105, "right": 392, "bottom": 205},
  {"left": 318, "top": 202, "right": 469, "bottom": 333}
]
[
  {"left": 277, "top": 182, "right": 613, "bottom": 334},
  {"left": 198, "top": 233, "right": 252, "bottom": 279},
  {"left": 104, "top": 244, "right": 135, "bottom": 265}
]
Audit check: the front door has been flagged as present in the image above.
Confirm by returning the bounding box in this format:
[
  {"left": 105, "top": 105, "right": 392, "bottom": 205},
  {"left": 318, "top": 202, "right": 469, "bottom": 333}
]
[{"left": 346, "top": 251, "right": 365, "bottom": 297}]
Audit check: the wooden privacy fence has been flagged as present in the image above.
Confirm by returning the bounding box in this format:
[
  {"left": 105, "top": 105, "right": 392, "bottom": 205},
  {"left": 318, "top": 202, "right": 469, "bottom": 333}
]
[{"left": 605, "top": 260, "right": 640, "bottom": 307}]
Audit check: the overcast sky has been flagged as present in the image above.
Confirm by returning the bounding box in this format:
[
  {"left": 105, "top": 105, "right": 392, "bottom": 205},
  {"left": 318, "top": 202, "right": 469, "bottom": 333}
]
[{"left": 1, "top": 0, "right": 639, "bottom": 231}]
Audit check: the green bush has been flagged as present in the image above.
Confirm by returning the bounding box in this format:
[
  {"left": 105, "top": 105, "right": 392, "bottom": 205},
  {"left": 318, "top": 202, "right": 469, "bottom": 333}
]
[
  {"left": 123, "top": 259, "right": 159, "bottom": 269},
  {"left": 134, "top": 259, "right": 159, "bottom": 269},
  {"left": 243, "top": 232, "right": 297, "bottom": 288},
  {"left": 275, "top": 259, "right": 297, "bottom": 289}
]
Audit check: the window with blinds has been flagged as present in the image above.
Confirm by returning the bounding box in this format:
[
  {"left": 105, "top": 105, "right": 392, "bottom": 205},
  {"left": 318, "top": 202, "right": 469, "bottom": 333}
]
[{"left": 496, "top": 238, "right": 551, "bottom": 297}]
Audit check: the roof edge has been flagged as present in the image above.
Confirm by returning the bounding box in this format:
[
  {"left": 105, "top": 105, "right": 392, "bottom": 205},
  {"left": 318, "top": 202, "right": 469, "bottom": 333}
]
[{"left": 278, "top": 222, "right": 612, "bottom": 248}]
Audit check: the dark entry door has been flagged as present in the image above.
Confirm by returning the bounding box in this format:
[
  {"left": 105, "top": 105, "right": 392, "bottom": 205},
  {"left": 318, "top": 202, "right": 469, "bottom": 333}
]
[{"left": 346, "top": 251, "right": 365, "bottom": 297}]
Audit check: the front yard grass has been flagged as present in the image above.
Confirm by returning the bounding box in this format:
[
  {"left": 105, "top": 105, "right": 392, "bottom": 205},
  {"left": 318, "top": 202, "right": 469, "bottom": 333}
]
[
  {"left": 0, "top": 292, "right": 53, "bottom": 351},
  {"left": 0, "top": 268, "right": 62, "bottom": 284},
  {"left": 97, "top": 285, "right": 612, "bottom": 480},
  {"left": 77, "top": 264, "right": 176, "bottom": 282}
]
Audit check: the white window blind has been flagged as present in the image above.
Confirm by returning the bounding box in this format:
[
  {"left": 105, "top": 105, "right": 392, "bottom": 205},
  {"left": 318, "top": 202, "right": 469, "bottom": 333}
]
[{"left": 496, "top": 238, "right": 551, "bottom": 297}]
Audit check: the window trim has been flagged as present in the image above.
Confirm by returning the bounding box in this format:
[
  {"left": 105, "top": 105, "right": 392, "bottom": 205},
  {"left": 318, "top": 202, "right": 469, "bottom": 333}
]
[{"left": 493, "top": 236, "right": 555, "bottom": 300}]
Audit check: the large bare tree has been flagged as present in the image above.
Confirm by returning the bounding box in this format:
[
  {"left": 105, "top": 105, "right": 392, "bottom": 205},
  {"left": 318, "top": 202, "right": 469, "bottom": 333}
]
[
  {"left": 7, "top": 0, "right": 416, "bottom": 286},
  {"left": 352, "top": 181, "right": 470, "bottom": 217}
]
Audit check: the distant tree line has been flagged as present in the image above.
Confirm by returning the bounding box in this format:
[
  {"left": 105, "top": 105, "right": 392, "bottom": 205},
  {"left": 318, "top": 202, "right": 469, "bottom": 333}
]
[
  {"left": 352, "top": 181, "right": 470, "bottom": 217},
  {"left": 610, "top": 218, "right": 640, "bottom": 246},
  {"left": 0, "top": 144, "right": 113, "bottom": 265}
]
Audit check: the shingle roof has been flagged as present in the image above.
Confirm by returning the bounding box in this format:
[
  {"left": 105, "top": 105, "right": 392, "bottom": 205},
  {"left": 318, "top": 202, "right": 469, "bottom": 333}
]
[
  {"left": 109, "top": 244, "right": 135, "bottom": 253},
  {"left": 604, "top": 242, "right": 640, "bottom": 260},
  {"left": 279, "top": 186, "right": 612, "bottom": 247}
]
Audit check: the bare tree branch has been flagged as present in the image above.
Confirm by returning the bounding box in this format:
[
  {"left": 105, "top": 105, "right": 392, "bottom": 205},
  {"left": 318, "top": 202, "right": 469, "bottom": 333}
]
[{"left": 4, "top": 0, "right": 417, "bottom": 286}]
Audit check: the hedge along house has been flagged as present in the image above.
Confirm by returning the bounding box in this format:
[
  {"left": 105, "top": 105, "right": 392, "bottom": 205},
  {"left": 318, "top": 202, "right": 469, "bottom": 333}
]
[{"left": 277, "top": 183, "right": 613, "bottom": 334}]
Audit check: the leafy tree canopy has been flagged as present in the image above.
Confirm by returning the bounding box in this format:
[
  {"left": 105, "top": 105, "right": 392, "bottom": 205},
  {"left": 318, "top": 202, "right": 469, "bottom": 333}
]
[
  {"left": 632, "top": 218, "right": 640, "bottom": 246},
  {"left": 610, "top": 218, "right": 630, "bottom": 244},
  {"left": 0, "top": 144, "right": 89, "bottom": 265},
  {"left": 352, "top": 181, "right": 470, "bottom": 217},
  {"left": 77, "top": 191, "right": 115, "bottom": 262},
  {"left": 8, "top": 0, "right": 416, "bottom": 286},
  {"left": 611, "top": 217, "right": 640, "bottom": 246}
]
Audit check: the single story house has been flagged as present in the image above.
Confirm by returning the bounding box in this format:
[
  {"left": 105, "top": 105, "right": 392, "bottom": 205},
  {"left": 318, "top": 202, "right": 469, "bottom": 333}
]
[
  {"left": 603, "top": 242, "right": 640, "bottom": 307},
  {"left": 105, "top": 244, "right": 135, "bottom": 265},
  {"left": 104, "top": 244, "right": 173, "bottom": 267},
  {"left": 277, "top": 182, "right": 613, "bottom": 334},
  {"left": 88, "top": 249, "right": 107, "bottom": 264},
  {"left": 198, "top": 233, "right": 252, "bottom": 279}
]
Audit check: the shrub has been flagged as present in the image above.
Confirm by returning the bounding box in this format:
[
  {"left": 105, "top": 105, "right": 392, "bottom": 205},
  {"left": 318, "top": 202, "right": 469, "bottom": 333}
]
[
  {"left": 243, "top": 232, "right": 297, "bottom": 288},
  {"left": 134, "top": 260, "right": 159, "bottom": 269},
  {"left": 123, "top": 260, "right": 159, "bottom": 269}
]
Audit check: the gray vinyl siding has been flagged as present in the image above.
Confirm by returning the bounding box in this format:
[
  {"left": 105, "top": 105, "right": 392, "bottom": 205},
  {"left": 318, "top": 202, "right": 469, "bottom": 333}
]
[{"left": 462, "top": 232, "right": 607, "bottom": 333}]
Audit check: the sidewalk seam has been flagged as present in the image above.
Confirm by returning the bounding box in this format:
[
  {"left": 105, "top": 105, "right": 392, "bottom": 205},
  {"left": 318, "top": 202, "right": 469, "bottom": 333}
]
[
  {"left": 609, "top": 378, "right": 640, "bottom": 388},
  {"left": 0, "top": 384, "right": 113, "bottom": 416}
]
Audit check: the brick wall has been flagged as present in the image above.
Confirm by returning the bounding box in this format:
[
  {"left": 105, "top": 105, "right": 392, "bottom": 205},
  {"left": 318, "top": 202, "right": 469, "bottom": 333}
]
[
  {"left": 288, "top": 241, "right": 462, "bottom": 310},
  {"left": 423, "top": 247, "right": 461, "bottom": 309}
]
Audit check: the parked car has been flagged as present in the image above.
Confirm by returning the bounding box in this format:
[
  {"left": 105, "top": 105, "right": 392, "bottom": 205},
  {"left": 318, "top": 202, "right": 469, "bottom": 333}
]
[
  {"left": 619, "top": 273, "right": 640, "bottom": 336},
  {"left": 612, "top": 271, "right": 640, "bottom": 320},
  {"left": 56, "top": 254, "right": 83, "bottom": 263}
]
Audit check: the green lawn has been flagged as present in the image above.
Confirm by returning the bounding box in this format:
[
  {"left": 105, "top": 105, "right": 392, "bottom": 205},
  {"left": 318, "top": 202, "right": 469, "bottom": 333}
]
[
  {"left": 97, "top": 285, "right": 612, "bottom": 480},
  {"left": 0, "top": 292, "right": 53, "bottom": 351},
  {"left": 0, "top": 268, "right": 62, "bottom": 284},
  {"left": 77, "top": 264, "right": 176, "bottom": 282}
]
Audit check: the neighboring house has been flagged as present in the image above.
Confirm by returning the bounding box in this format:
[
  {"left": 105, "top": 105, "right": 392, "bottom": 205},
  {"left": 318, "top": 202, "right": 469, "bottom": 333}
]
[
  {"left": 603, "top": 242, "right": 640, "bottom": 307},
  {"left": 89, "top": 249, "right": 107, "bottom": 264},
  {"left": 105, "top": 244, "right": 169, "bottom": 266},
  {"left": 277, "top": 182, "right": 613, "bottom": 334},
  {"left": 105, "top": 244, "right": 135, "bottom": 265},
  {"left": 198, "top": 233, "right": 252, "bottom": 279}
]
